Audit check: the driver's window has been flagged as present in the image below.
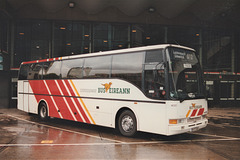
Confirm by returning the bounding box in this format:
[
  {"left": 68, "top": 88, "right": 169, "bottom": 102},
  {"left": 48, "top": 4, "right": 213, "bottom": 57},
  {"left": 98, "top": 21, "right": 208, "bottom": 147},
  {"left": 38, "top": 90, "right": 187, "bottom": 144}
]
[{"left": 144, "top": 49, "right": 166, "bottom": 100}]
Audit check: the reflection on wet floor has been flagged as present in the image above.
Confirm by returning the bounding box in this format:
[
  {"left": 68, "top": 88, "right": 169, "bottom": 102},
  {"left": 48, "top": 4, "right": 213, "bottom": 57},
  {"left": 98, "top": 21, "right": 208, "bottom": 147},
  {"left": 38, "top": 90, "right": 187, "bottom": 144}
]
[
  {"left": 0, "top": 109, "right": 240, "bottom": 159},
  {"left": 0, "top": 112, "right": 234, "bottom": 144}
]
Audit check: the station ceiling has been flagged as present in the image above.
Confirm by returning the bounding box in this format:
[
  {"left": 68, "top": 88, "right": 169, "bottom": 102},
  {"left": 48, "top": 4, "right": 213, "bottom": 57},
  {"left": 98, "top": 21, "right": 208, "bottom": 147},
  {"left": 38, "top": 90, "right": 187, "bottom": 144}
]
[{"left": 3, "top": 0, "right": 240, "bottom": 28}]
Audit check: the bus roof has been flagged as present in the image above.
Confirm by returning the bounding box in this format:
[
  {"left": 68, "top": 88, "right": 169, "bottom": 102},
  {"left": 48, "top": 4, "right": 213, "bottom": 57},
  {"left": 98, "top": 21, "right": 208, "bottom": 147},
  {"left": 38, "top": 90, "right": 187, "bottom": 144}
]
[{"left": 21, "top": 44, "right": 195, "bottom": 65}]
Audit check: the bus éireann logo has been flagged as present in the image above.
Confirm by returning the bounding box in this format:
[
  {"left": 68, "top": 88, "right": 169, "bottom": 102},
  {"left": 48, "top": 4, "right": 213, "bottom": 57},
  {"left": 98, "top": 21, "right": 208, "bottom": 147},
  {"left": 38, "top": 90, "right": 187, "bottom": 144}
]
[
  {"left": 192, "top": 103, "right": 196, "bottom": 108},
  {"left": 102, "top": 82, "right": 112, "bottom": 92},
  {"left": 189, "top": 103, "right": 202, "bottom": 109},
  {"left": 98, "top": 82, "right": 130, "bottom": 94}
]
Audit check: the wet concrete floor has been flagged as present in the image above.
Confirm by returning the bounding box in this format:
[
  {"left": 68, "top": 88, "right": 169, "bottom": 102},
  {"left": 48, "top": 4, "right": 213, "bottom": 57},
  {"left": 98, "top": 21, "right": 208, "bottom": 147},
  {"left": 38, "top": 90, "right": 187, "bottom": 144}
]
[{"left": 0, "top": 108, "right": 240, "bottom": 159}]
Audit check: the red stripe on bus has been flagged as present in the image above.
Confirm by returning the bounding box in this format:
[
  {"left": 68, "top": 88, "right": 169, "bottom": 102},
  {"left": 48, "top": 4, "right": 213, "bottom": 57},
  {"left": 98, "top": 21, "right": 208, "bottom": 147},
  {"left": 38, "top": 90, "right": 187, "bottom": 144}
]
[
  {"left": 38, "top": 59, "right": 47, "bottom": 63},
  {"left": 22, "top": 57, "right": 61, "bottom": 65},
  {"left": 22, "top": 60, "right": 37, "bottom": 64},
  {"left": 45, "top": 80, "right": 74, "bottom": 121},
  {"left": 64, "top": 80, "right": 91, "bottom": 124},
  {"left": 48, "top": 58, "right": 54, "bottom": 61},
  {"left": 190, "top": 109, "right": 198, "bottom": 117},
  {"left": 197, "top": 108, "right": 204, "bottom": 116},
  {"left": 56, "top": 80, "right": 84, "bottom": 122},
  {"left": 29, "top": 80, "right": 60, "bottom": 118}
]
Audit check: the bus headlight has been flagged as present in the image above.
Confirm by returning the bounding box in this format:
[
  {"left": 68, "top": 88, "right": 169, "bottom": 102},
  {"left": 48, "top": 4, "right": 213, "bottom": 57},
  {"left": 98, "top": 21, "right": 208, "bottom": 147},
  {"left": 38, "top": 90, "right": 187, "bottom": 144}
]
[
  {"left": 169, "top": 119, "right": 185, "bottom": 124},
  {"left": 178, "top": 119, "right": 185, "bottom": 124}
]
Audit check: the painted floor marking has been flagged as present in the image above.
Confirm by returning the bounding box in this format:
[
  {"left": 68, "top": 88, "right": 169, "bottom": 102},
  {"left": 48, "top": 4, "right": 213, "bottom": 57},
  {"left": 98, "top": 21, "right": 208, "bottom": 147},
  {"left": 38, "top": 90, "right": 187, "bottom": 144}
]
[
  {"left": 189, "top": 132, "right": 239, "bottom": 139},
  {"left": 41, "top": 140, "right": 54, "bottom": 144},
  {"left": 7, "top": 114, "right": 123, "bottom": 144},
  {"left": 1, "top": 138, "right": 240, "bottom": 147}
]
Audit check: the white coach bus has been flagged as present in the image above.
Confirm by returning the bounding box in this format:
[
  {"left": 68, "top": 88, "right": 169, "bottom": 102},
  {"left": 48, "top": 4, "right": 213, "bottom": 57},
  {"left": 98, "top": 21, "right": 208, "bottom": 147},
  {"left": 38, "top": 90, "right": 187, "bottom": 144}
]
[{"left": 18, "top": 44, "right": 208, "bottom": 136}]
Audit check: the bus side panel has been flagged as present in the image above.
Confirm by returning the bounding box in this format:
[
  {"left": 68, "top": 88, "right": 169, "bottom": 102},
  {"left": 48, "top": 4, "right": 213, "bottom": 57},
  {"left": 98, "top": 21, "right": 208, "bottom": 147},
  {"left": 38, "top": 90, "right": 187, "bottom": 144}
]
[
  {"left": 28, "top": 84, "right": 38, "bottom": 114},
  {"left": 29, "top": 80, "right": 69, "bottom": 120},
  {"left": 28, "top": 80, "right": 97, "bottom": 124},
  {"left": 138, "top": 103, "right": 167, "bottom": 135},
  {"left": 71, "top": 79, "right": 147, "bottom": 128},
  {"left": 83, "top": 99, "right": 113, "bottom": 127},
  {"left": 23, "top": 81, "right": 29, "bottom": 112},
  {"left": 17, "top": 81, "right": 24, "bottom": 111}
]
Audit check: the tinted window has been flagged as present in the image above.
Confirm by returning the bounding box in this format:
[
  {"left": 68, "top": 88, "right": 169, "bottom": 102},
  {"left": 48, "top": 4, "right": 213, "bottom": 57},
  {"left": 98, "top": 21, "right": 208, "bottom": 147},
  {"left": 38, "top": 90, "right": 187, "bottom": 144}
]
[
  {"left": 61, "top": 59, "right": 84, "bottom": 79},
  {"left": 19, "top": 63, "right": 42, "bottom": 80},
  {"left": 112, "top": 52, "right": 144, "bottom": 88},
  {"left": 145, "top": 49, "right": 164, "bottom": 63},
  {"left": 42, "top": 61, "right": 61, "bottom": 79},
  {"left": 19, "top": 64, "right": 30, "bottom": 80},
  {"left": 27, "top": 63, "right": 42, "bottom": 80},
  {"left": 83, "top": 56, "right": 111, "bottom": 78}
]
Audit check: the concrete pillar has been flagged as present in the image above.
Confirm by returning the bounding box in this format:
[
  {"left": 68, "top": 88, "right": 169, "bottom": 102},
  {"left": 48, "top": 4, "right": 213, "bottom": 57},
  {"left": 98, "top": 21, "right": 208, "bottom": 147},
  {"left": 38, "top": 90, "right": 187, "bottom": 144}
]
[
  {"left": 10, "top": 20, "right": 15, "bottom": 68},
  {"left": 199, "top": 29, "right": 203, "bottom": 66},
  {"left": 164, "top": 27, "right": 168, "bottom": 43}
]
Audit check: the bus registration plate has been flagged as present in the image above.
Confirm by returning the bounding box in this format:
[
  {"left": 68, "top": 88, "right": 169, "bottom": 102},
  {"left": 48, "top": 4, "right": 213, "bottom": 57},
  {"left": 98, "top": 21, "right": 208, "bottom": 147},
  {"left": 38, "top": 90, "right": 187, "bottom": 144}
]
[{"left": 190, "top": 127, "right": 199, "bottom": 132}]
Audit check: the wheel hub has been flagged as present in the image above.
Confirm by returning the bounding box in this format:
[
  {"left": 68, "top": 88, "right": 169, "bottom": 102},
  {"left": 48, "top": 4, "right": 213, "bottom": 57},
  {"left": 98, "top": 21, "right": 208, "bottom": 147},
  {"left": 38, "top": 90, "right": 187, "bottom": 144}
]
[
  {"left": 40, "top": 107, "right": 46, "bottom": 118},
  {"left": 121, "top": 115, "right": 134, "bottom": 132}
]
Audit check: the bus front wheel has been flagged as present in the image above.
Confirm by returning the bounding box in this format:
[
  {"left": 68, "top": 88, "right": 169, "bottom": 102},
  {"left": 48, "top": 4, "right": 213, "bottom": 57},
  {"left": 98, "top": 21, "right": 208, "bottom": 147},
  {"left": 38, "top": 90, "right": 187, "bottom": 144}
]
[
  {"left": 39, "top": 102, "right": 48, "bottom": 120},
  {"left": 118, "top": 110, "right": 137, "bottom": 137}
]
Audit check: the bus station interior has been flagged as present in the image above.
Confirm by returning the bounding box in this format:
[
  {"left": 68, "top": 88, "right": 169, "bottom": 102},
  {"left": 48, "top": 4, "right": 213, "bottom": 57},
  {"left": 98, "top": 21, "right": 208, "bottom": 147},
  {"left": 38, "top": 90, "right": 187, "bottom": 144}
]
[{"left": 1, "top": 0, "right": 240, "bottom": 108}]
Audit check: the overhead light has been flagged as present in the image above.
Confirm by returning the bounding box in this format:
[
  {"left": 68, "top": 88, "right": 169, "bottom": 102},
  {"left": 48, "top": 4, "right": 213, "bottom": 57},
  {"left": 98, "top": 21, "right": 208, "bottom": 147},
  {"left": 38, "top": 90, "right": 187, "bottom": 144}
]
[
  {"left": 146, "top": 37, "right": 151, "bottom": 40},
  {"left": 148, "top": 7, "right": 155, "bottom": 13},
  {"left": 60, "top": 27, "right": 66, "bottom": 30},
  {"left": 69, "top": 2, "right": 75, "bottom": 8},
  {"left": 66, "top": 43, "right": 71, "bottom": 46},
  {"left": 103, "top": 40, "right": 108, "bottom": 43},
  {"left": 132, "top": 30, "right": 137, "bottom": 33},
  {"left": 84, "top": 35, "right": 90, "bottom": 37},
  {"left": 19, "top": 32, "right": 25, "bottom": 35},
  {"left": 196, "top": 33, "right": 200, "bottom": 37}
]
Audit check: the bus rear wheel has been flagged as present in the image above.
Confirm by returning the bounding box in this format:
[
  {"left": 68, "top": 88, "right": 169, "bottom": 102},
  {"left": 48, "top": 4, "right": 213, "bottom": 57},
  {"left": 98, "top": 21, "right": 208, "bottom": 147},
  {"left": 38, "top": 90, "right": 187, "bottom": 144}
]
[
  {"left": 39, "top": 102, "right": 48, "bottom": 120},
  {"left": 118, "top": 110, "right": 137, "bottom": 137}
]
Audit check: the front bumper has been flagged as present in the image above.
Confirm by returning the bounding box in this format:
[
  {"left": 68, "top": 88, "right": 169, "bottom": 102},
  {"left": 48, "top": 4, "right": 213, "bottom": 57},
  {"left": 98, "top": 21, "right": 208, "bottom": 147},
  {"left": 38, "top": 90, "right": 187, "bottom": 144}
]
[{"left": 167, "top": 118, "right": 208, "bottom": 136}]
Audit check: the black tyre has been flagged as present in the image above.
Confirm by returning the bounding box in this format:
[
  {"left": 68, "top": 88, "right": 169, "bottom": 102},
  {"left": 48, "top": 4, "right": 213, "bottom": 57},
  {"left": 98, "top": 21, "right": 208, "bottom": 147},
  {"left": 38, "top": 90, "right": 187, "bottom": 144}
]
[
  {"left": 118, "top": 110, "right": 137, "bottom": 137},
  {"left": 39, "top": 102, "right": 48, "bottom": 120}
]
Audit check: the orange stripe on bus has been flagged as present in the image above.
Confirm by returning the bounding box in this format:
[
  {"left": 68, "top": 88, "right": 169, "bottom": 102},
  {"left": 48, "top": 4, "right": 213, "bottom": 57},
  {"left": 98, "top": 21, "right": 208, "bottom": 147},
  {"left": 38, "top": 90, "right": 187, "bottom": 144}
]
[
  {"left": 69, "top": 80, "right": 96, "bottom": 124},
  {"left": 186, "top": 110, "right": 191, "bottom": 118}
]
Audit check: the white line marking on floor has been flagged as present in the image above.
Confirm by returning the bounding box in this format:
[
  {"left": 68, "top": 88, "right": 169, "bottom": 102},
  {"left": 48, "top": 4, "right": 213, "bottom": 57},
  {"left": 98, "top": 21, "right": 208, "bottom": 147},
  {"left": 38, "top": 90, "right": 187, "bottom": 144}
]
[
  {"left": 0, "top": 138, "right": 240, "bottom": 147},
  {"left": 189, "top": 132, "right": 239, "bottom": 140}
]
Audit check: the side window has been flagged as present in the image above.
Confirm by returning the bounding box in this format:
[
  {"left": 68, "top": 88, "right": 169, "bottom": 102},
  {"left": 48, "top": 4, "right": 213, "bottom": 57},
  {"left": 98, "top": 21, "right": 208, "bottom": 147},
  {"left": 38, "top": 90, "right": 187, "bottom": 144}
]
[
  {"left": 19, "top": 64, "right": 30, "bottom": 80},
  {"left": 83, "top": 56, "right": 111, "bottom": 78},
  {"left": 111, "top": 52, "right": 144, "bottom": 88},
  {"left": 28, "top": 63, "right": 42, "bottom": 80},
  {"left": 61, "top": 59, "right": 84, "bottom": 79},
  {"left": 42, "top": 61, "right": 61, "bottom": 79}
]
